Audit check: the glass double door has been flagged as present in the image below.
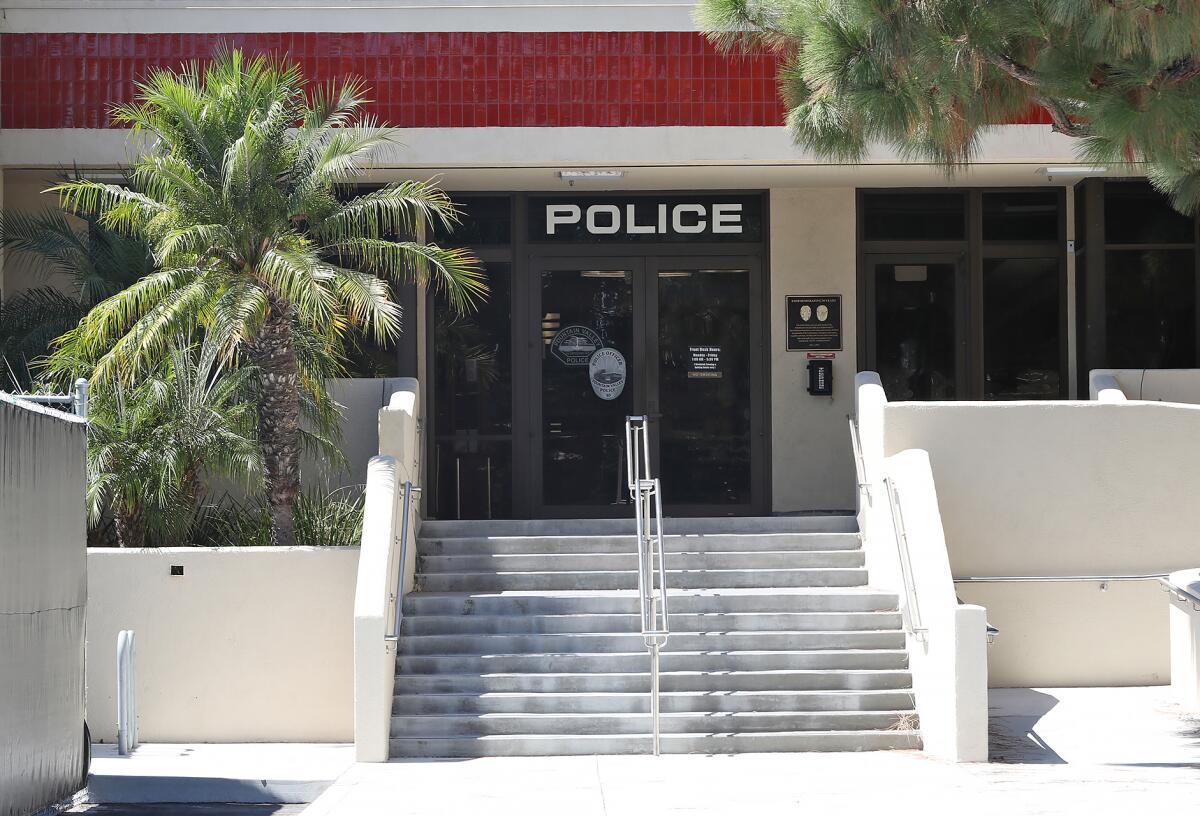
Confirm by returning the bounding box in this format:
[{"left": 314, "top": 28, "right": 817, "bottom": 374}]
[{"left": 531, "top": 256, "right": 766, "bottom": 517}]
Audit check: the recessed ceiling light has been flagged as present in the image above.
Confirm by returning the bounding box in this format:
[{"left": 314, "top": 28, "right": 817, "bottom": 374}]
[
  {"left": 558, "top": 169, "right": 626, "bottom": 180},
  {"left": 1036, "top": 166, "right": 1108, "bottom": 178}
]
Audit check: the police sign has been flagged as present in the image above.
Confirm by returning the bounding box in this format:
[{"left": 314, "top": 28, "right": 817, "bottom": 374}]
[{"left": 530, "top": 195, "right": 762, "bottom": 243}]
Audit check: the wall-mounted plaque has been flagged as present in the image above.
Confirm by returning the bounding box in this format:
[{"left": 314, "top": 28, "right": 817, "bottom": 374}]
[{"left": 786, "top": 295, "right": 842, "bottom": 351}]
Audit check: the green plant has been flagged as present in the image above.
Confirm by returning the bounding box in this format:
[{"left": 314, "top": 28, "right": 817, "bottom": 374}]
[
  {"left": 86, "top": 337, "right": 261, "bottom": 547},
  {"left": 697, "top": 0, "right": 1200, "bottom": 212},
  {"left": 0, "top": 205, "right": 153, "bottom": 389},
  {"left": 189, "top": 487, "right": 366, "bottom": 547},
  {"left": 49, "top": 46, "right": 485, "bottom": 546}
]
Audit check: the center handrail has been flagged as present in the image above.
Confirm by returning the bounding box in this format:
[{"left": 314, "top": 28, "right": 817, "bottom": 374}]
[{"left": 625, "top": 415, "right": 669, "bottom": 756}]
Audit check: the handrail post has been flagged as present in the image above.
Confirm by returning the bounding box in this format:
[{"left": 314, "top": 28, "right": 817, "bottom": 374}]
[{"left": 116, "top": 630, "right": 138, "bottom": 756}]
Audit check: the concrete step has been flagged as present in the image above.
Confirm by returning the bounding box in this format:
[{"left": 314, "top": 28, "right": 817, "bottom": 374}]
[
  {"left": 396, "top": 647, "right": 909, "bottom": 675},
  {"left": 393, "top": 671, "right": 913, "bottom": 698},
  {"left": 416, "top": 568, "right": 868, "bottom": 592},
  {"left": 419, "top": 533, "right": 861, "bottom": 556},
  {"left": 389, "top": 729, "right": 920, "bottom": 757},
  {"left": 417, "top": 550, "right": 864, "bottom": 573},
  {"left": 389, "top": 710, "right": 913, "bottom": 738},
  {"left": 397, "top": 630, "right": 905, "bottom": 656},
  {"left": 393, "top": 689, "right": 914, "bottom": 714},
  {"left": 403, "top": 588, "right": 899, "bottom": 617},
  {"left": 400, "top": 610, "right": 901, "bottom": 636},
  {"left": 420, "top": 515, "right": 857, "bottom": 539}
]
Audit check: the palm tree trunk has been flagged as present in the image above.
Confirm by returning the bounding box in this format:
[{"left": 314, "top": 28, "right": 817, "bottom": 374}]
[
  {"left": 248, "top": 303, "right": 302, "bottom": 547},
  {"left": 114, "top": 503, "right": 146, "bottom": 549}
]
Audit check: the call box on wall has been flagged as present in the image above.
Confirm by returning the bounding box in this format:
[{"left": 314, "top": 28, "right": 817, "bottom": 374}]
[{"left": 807, "top": 359, "right": 833, "bottom": 396}]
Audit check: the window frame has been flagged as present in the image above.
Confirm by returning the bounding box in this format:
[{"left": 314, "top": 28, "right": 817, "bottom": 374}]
[{"left": 857, "top": 187, "right": 1069, "bottom": 400}]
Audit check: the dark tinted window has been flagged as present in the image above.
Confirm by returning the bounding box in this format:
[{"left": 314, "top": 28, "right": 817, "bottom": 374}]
[
  {"left": 983, "top": 192, "right": 1059, "bottom": 242},
  {"left": 872, "top": 261, "right": 958, "bottom": 399},
  {"left": 863, "top": 193, "right": 965, "bottom": 241},
  {"left": 1104, "top": 183, "right": 1194, "bottom": 245},
  {"left": 433, "top": 262, "right": 513, "bottom": 436},
  {"left": 1105, "top": 249, "right": 1196, "bottom": 368},
  {"left": 432, "top": 196, "right": 512, "bottom": 246},
  {"left": 983, "top": 258, "right": 1061, "bottom": 399}
]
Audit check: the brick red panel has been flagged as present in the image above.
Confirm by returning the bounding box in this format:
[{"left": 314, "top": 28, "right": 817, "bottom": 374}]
[{"left": 0, "top": 32, "right": 1051, "bottom": 129}]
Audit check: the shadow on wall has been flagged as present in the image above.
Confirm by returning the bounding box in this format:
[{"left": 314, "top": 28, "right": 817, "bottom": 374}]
[{"left": 987, "top": 689, "right": 1063, "bottom": 764}]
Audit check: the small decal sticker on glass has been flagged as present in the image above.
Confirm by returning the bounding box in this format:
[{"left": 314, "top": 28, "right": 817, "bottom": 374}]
[
  {"left": 588, "top": 348, "right": 627, "bottom": 400},
  {"left": 550, "top": 325, "right": 602, "bottom": 366}
]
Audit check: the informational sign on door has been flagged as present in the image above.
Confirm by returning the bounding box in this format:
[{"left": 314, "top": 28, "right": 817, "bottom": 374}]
[
  {"left": 786, "top": 295, "right": 842, "bottom": 351},
  {"left": 687, "top": 345, "right": 723, "bottom": 379}
]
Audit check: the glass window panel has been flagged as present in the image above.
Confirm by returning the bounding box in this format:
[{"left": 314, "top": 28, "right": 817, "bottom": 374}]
[
  {"left": 540, "top": 269, "right": 634, "bottom": 507},
  {"left": 432, "top": 439, "right": 512, "bottom": 520},
  {"left": 983, "top": 192, "right": 1059, "bottom": 242},
  {"left": 657, "top": 269, "right": 752, "bottom": 506},
  {"left": 863, "top": 193, "right": 966, "bottom": 241},
  {"left": 1104, "top": 182, "right": 1194, "bottom": 245},
  {"left": 1105, "top": 250, "right": 1196, "bottom": 368},
  {"left": 431, "top": 195, "right": 512, "bottom": 246},
  {"left": 873, "top": 261, "right": 958, "bottom": 400},
  {"left": 433, "top": 262, "right": 512, "bottom": 435},
  {"left": 983, "top": 258, "right": 1061, "bottom": 399}
]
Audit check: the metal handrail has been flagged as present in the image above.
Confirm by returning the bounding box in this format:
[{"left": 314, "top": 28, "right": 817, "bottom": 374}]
[
  {"left": 625, "top": 415, "right": 669, "bottom": 756},
  {"left": 384, "top": 481, "right": 422, "bottom": 643},
  {"left": 847, "top": 414, "right": 872, "bottom": 506},
  {"left": 956, "top": 574, "right": 1166, "bottom": 583},
  {"left": 882, "top": 476, "right": 927, "bottom": 643},
  {"left": 1160, "top": 577, "right": 1200, "bottom": 611}
]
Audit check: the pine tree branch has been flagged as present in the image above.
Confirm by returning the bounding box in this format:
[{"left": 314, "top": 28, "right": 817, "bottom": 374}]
[
  {"left": 1152, "top": 57, "right": 1200, "bottom": 89},
  {"left": 1035, "top": 96, "right": 1092, "bottom": 138},
  {"left": 982, "top": 52, "right": 1042, "bottom": 88}
]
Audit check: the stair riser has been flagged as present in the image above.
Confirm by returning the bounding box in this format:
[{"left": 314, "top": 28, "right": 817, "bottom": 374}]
[
  {"left": 420, "top": 534, "right": 862, "bottom": 556},
  {"left": 392, "top": 688, "right": 914, "bottom": 713},
  {"left": 397, "top": 650, "right": 910, "bottom": 675},
  {"left": 417, "top": 569, "right": 868, "bottom": 592},
  {"left": 401, "top": 611, "right": 903, "bottom": 636},
  {"left": 403, "top": 593, "right": 899, "bottom": 617},
  {"left": 418, "top": 551, "right": 864, "bottom": 573},
  {"left": 389, "top": 730, "right": 919, "bottom": 757},
  {"left": 393, "top": 673, "right": 912, "bottom": 697},
  {"left": 399, "top": 630, "right": 903, "bottom": 656},
  {"left": 420, "top": 516, "right": 857, "bottom": 538},
  {"left": 390, "top": 711, "right": 910, "bottom": 738}
]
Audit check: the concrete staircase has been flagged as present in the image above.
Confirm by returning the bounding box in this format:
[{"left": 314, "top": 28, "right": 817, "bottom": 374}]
[{"left": 391, "top": 516, "right": 920, "bottom": 757}]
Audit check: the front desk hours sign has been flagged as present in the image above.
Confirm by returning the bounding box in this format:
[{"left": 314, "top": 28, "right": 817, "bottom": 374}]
[{"left": 786, "top": 295, "right": 842, "bottom": 351}]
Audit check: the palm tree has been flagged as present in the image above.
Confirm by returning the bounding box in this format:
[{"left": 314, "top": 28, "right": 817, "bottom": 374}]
[
  {"left": 49, "top": 47, "right": 486, "bottom": 545},
  {"left": 87, "top": 337, "right": 261, "bottom": 548},
  {"left": 0, "top": 207, "right": 152, "bottom": 389}
]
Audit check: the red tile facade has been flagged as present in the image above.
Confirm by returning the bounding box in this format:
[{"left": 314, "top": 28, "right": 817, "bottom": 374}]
[{"left": 0, "top": 32, "right": 1053, "bottom": 130}]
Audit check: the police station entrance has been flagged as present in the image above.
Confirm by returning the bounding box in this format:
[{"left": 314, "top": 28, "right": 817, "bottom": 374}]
[{"left": 429, "top": 193, "right": 771, "bottom": 520}]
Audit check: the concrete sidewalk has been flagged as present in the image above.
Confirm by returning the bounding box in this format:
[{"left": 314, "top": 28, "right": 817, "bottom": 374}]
[
  {"left": 302, "top": 687, "right": 1200, "bottom": 816},
  {"left": 84, "top": 743, "right": 354, "bottom": 805}
]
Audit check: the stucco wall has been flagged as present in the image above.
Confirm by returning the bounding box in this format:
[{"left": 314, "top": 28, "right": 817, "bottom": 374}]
[
  {"left": 769, "top": 187, "right": 857, "bottom": 513},
  {"left": 883, "top": 400, "right": 1200, "bottom": 686},
  {"left": 86, "top": 547, "right": 358, "bottom": 743},
  {"left": 0, "top": 395, "right": 88, "bottom": 816}
]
